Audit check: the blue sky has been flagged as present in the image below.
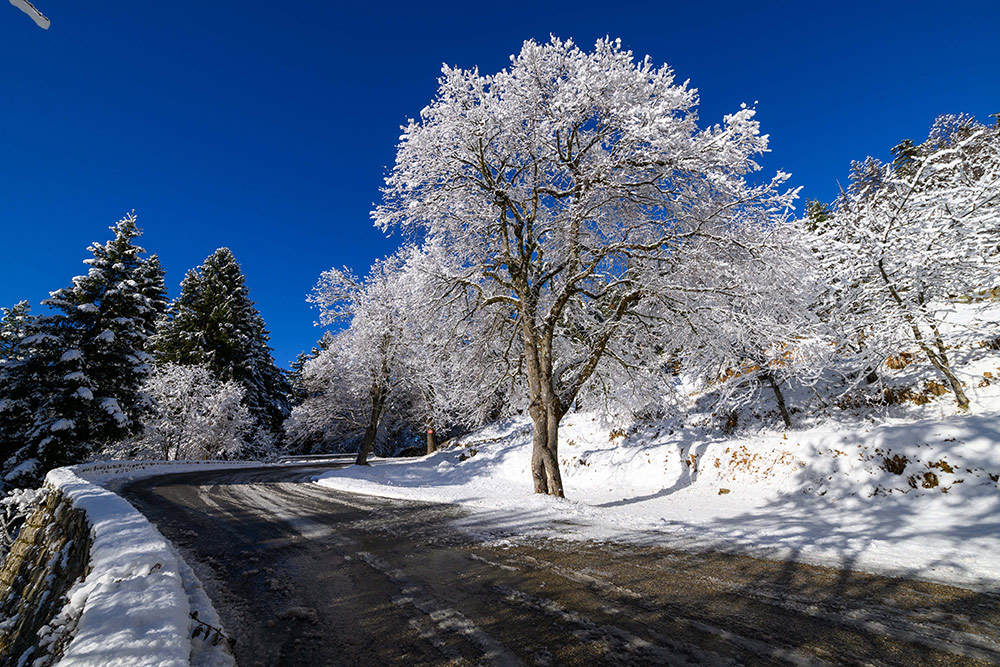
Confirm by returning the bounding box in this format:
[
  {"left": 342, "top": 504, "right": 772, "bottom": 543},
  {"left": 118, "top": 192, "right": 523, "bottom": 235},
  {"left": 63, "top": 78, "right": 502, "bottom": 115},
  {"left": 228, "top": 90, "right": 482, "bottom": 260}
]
[{"left": 1, "top": 1, "right": 997, "bottom": 367}]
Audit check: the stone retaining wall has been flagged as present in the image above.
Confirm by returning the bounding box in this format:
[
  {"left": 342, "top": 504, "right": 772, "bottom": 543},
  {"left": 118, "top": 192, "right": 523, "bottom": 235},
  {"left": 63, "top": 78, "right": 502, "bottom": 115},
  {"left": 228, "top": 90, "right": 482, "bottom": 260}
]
[{"left": 0, "top": 489, "right": 90, "bottom": 665}]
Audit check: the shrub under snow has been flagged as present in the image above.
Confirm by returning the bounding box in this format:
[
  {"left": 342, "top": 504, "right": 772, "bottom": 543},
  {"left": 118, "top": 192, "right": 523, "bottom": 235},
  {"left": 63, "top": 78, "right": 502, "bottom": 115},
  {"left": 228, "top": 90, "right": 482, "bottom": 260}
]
[{"left": 118, "top": 363, "right": 261, "bottom": 460}]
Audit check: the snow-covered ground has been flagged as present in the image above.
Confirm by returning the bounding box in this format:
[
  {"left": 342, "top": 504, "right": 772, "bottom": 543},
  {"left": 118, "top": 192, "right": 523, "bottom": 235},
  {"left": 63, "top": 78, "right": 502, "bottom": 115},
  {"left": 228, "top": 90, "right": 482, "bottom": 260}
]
[
  {"left": 315, "top": 411, "right": 1000, "bottom": 590},
  {"left": 37, "top": 461, "right": 256, "bottom": 667},
  {"left": 316, "top": 304, "right": 1000, "bottom": 592}
]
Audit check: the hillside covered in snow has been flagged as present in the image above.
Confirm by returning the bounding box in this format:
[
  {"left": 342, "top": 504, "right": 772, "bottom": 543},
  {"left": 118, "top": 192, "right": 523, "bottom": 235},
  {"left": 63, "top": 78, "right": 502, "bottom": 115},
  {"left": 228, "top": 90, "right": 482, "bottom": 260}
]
[{"left": 315, "top": 299, "right": 1000, "bottom": 590}]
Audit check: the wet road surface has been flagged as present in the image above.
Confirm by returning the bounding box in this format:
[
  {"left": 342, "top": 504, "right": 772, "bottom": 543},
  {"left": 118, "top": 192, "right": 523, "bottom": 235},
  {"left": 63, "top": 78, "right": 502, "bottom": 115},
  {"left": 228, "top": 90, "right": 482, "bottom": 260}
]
[{"left": 122, "top": 464, "right": 1000, "bottom": 666}]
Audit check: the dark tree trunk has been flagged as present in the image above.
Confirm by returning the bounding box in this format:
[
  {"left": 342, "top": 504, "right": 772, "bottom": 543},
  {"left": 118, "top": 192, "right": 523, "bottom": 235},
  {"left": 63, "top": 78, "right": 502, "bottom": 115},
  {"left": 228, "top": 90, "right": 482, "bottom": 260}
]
[
  {"left": 917, "top": 336, "right": 970, "bottom": 410},
  {"left": 355, "top": 384, "right": 386, "bottom": 466},
  {"left": 763, "top": 371, "right": 792, "bottom": 428},
  {"left": 934, "top": 360, "right": 970, "bottom": 410},
  {"left": 528, "top": 403, "right": 564, "bottom": 497}
]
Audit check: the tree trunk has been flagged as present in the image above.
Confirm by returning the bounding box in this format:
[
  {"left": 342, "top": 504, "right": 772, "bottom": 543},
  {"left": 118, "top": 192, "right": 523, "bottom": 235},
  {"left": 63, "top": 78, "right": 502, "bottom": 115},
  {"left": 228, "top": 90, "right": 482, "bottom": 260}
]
[
  {"left": 523, "top": 332, "right": 565, "bottom": 497},
  {"left": 918, "top": 340, "right": 970, "bottom": 410},
  {"left": 528, "top": 402, "right": 564, "bottom": 497},
  {"left": 927, "top": 322, "right": 971, "bottom": 410},
  {"left": 934, "top": 360, "right": 970, "bottom": 410},
  {"left": 525, "top": 365, "right": 566, "bottom": 498},
  {"left": 763, "top": 371, "right": 792, "bottom": 428},
  {"left": 906, "top": 319, "right": 970, "bottom": 411},
  {"left": 544, "top": 403, "right": 563, "bottom": 496},
  {"left": 529, "top": 407, "right": 549, "bottom": 494},
  {"left": 354, "top": 417, "right": 378, "bottom": 466},
  {"left": 355, "top": 385, "right": 386, "bottom": 466},
  {"left": 517, "top": 288, "right": 569, "bottom": 498}
]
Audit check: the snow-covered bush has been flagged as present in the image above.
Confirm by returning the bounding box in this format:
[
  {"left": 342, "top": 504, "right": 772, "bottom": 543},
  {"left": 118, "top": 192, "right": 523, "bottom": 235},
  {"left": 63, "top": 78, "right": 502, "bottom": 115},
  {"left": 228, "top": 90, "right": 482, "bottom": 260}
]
[{"left": 117, "top": 363, "right": 262, "bottom": 460}]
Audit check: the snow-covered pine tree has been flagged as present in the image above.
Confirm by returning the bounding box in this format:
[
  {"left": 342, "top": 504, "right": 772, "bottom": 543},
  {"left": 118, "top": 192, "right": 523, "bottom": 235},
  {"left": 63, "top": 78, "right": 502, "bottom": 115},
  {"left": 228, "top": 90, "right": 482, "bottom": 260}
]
[
  {"left": 0, "top": 302, "right": 34, "bottom": 362},
  {"left": 154, "top": 247, "right": 290, "bottom": 434},
  {"left": 136, "top": 254, "right": 169, "bottom": 336},
  {"left": 0, "top": 302, "right": 39, "bottom": 470},
  {"left": 0, "top": 213, "right": 167, "bottom": 489}
]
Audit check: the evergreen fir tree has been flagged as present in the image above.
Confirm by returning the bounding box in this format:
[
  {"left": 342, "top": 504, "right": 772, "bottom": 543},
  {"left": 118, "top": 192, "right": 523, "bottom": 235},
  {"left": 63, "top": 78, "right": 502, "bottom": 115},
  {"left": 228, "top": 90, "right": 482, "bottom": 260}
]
[
  {"left": 0, "top": 302, "right": 33, "bottom": 362},
  {"left": 0, "top": 302, "right": 39, "bottom": 469},
  {"left": 0, "top": 213, "right": 166, "bottom": 489},
  {"left": 803, "top": 199, "right": 834, "bottom": 234},
  {"left": 154, "top": 248, "right": 290, "bottom": 434},
  {"left": 136, "top": 254, "right": 169, "bottom": 337}
]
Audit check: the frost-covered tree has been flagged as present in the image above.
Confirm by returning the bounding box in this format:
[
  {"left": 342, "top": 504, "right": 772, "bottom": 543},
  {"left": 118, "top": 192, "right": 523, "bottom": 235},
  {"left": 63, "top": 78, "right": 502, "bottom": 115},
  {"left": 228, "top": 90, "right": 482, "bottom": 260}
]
[
  {"left": 292, "top": 245, "right": 509, "bottom": 459},
  {"left": 284, "top": 328, "right": 374, "bottom": 456},
  {"left": 393, "top": 243, "right": 521, "bottom": 452},
  {"left": 117, "top": 363, "right": 256, "bottom": 460},
  {"left": 0, "top": 213, "right": 167, "bottom": 488},
  {"left": 680, "top": 219, "right": 830, "bottom": 428},
  {"left": 154, "top": 248, "right": 290, "bottom": 434},
  {"left": 374, "top": 37, "right": 798, "bottom": 496},
  {"left": 815, "top": 115, "right": 1000, "bottom": 409},
  {"left": 305, "top": 253, "right": 416, "bottom": 464}
]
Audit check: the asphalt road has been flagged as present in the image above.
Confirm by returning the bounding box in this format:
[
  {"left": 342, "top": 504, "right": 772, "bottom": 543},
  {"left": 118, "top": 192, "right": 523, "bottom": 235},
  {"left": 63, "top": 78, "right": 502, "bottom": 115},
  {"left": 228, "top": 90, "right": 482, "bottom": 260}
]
[{"left": 122, "top": 464, "right": 1000, "bottom": 666}]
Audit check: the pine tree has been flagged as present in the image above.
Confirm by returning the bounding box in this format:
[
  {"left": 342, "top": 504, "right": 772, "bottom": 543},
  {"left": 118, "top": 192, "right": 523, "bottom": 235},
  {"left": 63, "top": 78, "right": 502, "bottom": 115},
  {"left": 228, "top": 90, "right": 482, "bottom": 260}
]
[
  {"left": 0, "top": 302, "right": 33, "bottom": 362},
  {"left": 136, "top": 254, "right": 169, "bottom": 336},
  {"left": 1, "top": 213, "right": 167, "bottom": 488},
  {"left": 154, "top": 248, "right": 290, "bottom": 434},
  {"left": 0, "top": 302, "right": 39, "bottom": 469}
]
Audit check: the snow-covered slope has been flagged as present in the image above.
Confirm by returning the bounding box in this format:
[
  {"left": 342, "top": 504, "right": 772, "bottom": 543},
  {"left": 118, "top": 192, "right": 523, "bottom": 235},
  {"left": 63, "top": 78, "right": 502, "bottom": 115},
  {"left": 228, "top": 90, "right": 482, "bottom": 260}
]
[
  {"left": 315, "top": 412, "right": 1000, "bottom": 590},
  {"left": 315, "top": 302, "right": 1000, "bottom": 591}
]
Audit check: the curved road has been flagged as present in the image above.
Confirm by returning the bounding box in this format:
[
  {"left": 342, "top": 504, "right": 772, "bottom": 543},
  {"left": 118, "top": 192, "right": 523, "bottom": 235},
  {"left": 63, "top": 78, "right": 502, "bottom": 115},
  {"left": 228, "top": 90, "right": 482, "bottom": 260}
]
[{"left": 122, "top": 464, "right": 1000, "bottom": 666}]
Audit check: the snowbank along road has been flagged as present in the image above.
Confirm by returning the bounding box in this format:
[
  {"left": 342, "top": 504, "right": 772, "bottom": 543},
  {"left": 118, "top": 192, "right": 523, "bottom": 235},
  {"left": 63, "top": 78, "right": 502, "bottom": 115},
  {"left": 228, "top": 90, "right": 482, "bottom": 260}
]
[{"left": 122, "top": 464, "right": 1000, "bottom": 666}]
